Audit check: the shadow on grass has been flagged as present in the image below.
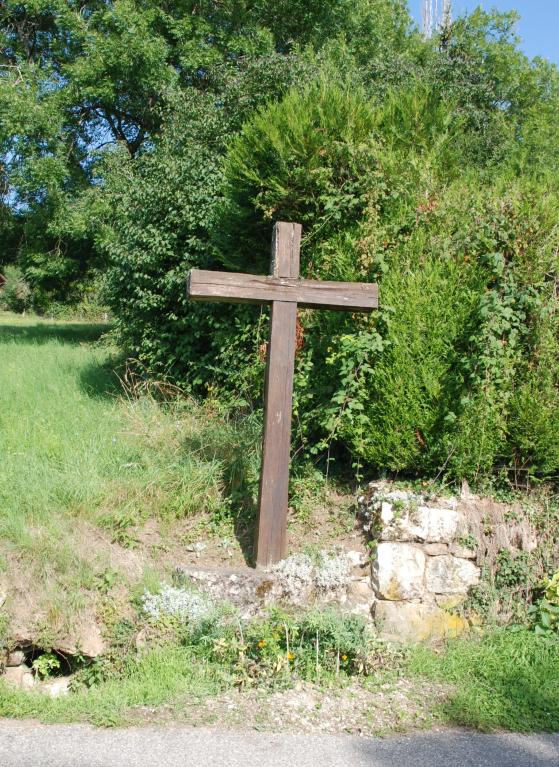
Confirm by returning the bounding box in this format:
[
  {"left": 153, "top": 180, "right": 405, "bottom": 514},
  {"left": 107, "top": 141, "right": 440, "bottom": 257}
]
[
  {"left": 438, "top": 665, "right": 559, "bottom": 733},
  {"left": 179, "top": 417, "right": 262, "bottom": 567},
  {"left": 0, "top": 319, "right": 125, "bottom": 399},
  {"left": 78, "top": 356, "right": 126, "bottom": 399},
  {"left": 0, "top": 320, "right": 109, "bottom": 346}
]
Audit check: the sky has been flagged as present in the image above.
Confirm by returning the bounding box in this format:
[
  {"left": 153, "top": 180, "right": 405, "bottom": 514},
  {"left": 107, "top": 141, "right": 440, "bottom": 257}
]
[{"left": 410, "top": 1, "right": 559, "bottom": 64}]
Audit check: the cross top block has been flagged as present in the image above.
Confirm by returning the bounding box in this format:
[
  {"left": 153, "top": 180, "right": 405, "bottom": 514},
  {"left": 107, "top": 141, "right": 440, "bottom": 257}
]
[{"left": 187, "top": 222, "right": 379, "bottom": 566}]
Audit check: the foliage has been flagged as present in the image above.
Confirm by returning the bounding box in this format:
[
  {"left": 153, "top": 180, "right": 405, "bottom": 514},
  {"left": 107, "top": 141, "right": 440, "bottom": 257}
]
[
  {"left": 0, "top": 0, "right": 410, "bottom": 305},
  {"left": 388, "top": 10, "right": 559, "bottom": 172},
  {"left": 459, "top": 491, "right": 559, "bottom": 626},
  {"left": 0, "top": 265, "right": 31, "bottom": 313},
  {"left": 465, "top": 549, "right": 541, "bottom": 627},
  {"left": 211, "top": 82, "right": 393, "bottom": 471},
  {"left": 137, "top": 598, "right": 402, "bottom": 686},
  {"left": 100, "top": 65, "right": 316, "bottom": 396},
  {"left": 216, "top": 82, "right": 380, "bottom": 274},
  {"left": 0, "top": 604, "right": 399, "bottom": 726},
  {"left": 0, "top": 613, "right": 9, "bottom": 659},
  {"left": 530, "top": 572, "right": 559, "bottom": 637},
  {"left": 32, "top": 652, "right": 61, "bottom": 680},
  {"left": 102, "top": 45, "right": 559, "bottom": 484},
  {"left": 3, "top": 2, "right": 559, "bottom": 485},
  {"left": 2, "top": 616, "right": 559, "bottom": 734},
  {"left": 209, "top": 80, "right": 559, "bottom": 482},
  {"left": 207, "top": 607, "right": 398, "bottom": 684},
  {"left": 136, "top": 575, "right": 392, "bottom": 685}
]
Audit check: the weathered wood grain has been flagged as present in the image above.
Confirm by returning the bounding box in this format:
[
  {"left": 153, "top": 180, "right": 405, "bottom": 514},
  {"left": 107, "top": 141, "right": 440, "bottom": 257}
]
[
  {"left": 187, "top": 270, "right": 379, "bottom": 312},
  {"left": 255, "top": 223, "right": 301, "bottom": 566}
]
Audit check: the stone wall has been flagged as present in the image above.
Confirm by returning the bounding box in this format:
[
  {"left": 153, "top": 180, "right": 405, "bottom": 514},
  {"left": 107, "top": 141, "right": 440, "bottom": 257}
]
[
  {"left": 361, "top": 485, "right": 481, "bottom": 641},
  {"left": 167, "top": 485, "right": 531, "bottom": 643},
  {"left": 176, "top": 481, "right": 488, "bottom": 643},
  {"left": 176, "top": 548, "right": 374, "bottom": 620},
  {"left": 1, "top": 483, "right": 542, "bottom": 692}
]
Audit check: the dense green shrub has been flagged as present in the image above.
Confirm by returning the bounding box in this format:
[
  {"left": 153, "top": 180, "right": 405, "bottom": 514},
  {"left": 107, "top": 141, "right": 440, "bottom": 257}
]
[
  {"left": 100, "top": 9, "right": 559, "bottom": 485},
  {"left": 101, "top": 58, "right": 315, "bottom": 399},
  {"left": 103, "top": 75, "right": 559, "bottom": 483},
  {"left": 216, "top": 82, "right": 380, "bottom": 275},
  {"left": 364, "top": 179, "right": 559, "bottom": 480},
  {"left": 0, "top": 265, "right": 31, "bottom": 313},
  {"left": 211, "top": 83, "right": 559, "bottom": 482},
  {"left": 102, "top": 90, "right": 226, "bottom": 379}
]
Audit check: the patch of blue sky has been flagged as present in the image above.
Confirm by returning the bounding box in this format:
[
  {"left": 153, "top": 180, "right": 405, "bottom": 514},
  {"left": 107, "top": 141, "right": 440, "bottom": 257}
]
[{"left": 409, "top": 1, "right": 559, "bottom": 64}]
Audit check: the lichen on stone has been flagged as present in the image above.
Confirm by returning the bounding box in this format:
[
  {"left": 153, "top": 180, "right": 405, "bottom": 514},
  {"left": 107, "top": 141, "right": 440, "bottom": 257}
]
[{"left": 272, "top": 553, "right": 314, "bottom": 599}]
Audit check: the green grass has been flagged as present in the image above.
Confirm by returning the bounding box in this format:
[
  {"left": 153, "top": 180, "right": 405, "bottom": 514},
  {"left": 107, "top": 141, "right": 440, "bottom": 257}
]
[
  {"left": 0, "top": 645, "right": 228, "bottom": 727},
  {"left": 408, "top": 628, "right": 559, "bottom": 732},
  {"left": 1, "top": 626, "right": 557, "bottom": 732},
  {"left": 0, "top": 312, "right": 260, "bottom": 637},
  {"left": 0, "top": 313, "right": 124, "bottom": 540},
  {"left": 0, "top": 313, "right": 257, "bottom": 539}
]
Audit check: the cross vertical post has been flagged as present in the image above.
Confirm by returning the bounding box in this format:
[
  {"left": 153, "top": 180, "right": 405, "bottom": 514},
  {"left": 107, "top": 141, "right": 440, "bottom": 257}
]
[{"left": 255, "top": 222, "right": 301, "bottom": 566}]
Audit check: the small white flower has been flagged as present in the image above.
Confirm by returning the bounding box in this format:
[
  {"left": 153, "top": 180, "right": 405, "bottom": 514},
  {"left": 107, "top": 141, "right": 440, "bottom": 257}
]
[
  {"left": 273, "top": 554, "right": 314, "bottom": 598},
  {"left": 314, "top": 552, "right": 350, "bottom": 591},
  {"left": 142, "top": 585, "right": 217, "bottom": 627}
]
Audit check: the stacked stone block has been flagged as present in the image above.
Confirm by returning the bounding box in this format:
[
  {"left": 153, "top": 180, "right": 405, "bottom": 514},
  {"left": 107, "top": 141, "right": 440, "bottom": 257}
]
[{"left": 362, "top": 488, "right": 481, "bottom": 641}]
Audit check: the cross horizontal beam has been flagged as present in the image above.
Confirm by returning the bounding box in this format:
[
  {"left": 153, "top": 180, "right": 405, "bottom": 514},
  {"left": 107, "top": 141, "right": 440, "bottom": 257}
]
[{"left": 187, "top": 269, "right": 379, "bottom": 312}]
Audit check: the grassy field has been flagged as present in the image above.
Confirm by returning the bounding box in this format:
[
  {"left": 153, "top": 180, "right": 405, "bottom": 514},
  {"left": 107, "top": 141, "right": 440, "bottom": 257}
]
[
  {"left": 0, "top": 313, "right": 260, "bottom": 539},
  {"left": 1, "top": 312, "right": 558, "bottom": 735},
  {"left": 410, "top": 629, "right": 559, "bottom": 732},
  {"left": 0, "top": 311, "right": 263, "bottom": 644},
  {"left": 0, "top": 314, "right": 126, "bottom": 638},
  {"left": 0, "top": 312, "right": 348, "bottom": 643}
]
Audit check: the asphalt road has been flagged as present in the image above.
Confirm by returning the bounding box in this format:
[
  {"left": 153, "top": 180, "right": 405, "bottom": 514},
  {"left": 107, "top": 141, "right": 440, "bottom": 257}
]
[{"left": 1, "top": 721, "right": 559, "bottom": 767}]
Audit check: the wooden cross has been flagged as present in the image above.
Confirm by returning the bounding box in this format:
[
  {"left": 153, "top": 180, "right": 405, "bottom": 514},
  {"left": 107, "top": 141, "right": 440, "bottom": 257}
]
[{"left": 187, "top": 222, "right": 379, "bottom": 567}]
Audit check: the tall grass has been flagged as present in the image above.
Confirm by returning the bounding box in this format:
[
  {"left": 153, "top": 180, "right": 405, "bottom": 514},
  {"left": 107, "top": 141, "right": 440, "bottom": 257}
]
[
  {"left": 0, "top": 311, "right": 260, "bottom": 528},
  {"left": 1, "top": 316, "right": 127, "bottom": 537},
  {"left": 0, "top": 313, "right": 261, "bottom": 634}
]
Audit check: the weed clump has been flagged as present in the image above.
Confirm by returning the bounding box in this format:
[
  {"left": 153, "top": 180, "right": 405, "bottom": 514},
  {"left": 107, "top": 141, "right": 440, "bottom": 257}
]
[{"left": 133, "top": 575, "right": 400, "bottom": 686}]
